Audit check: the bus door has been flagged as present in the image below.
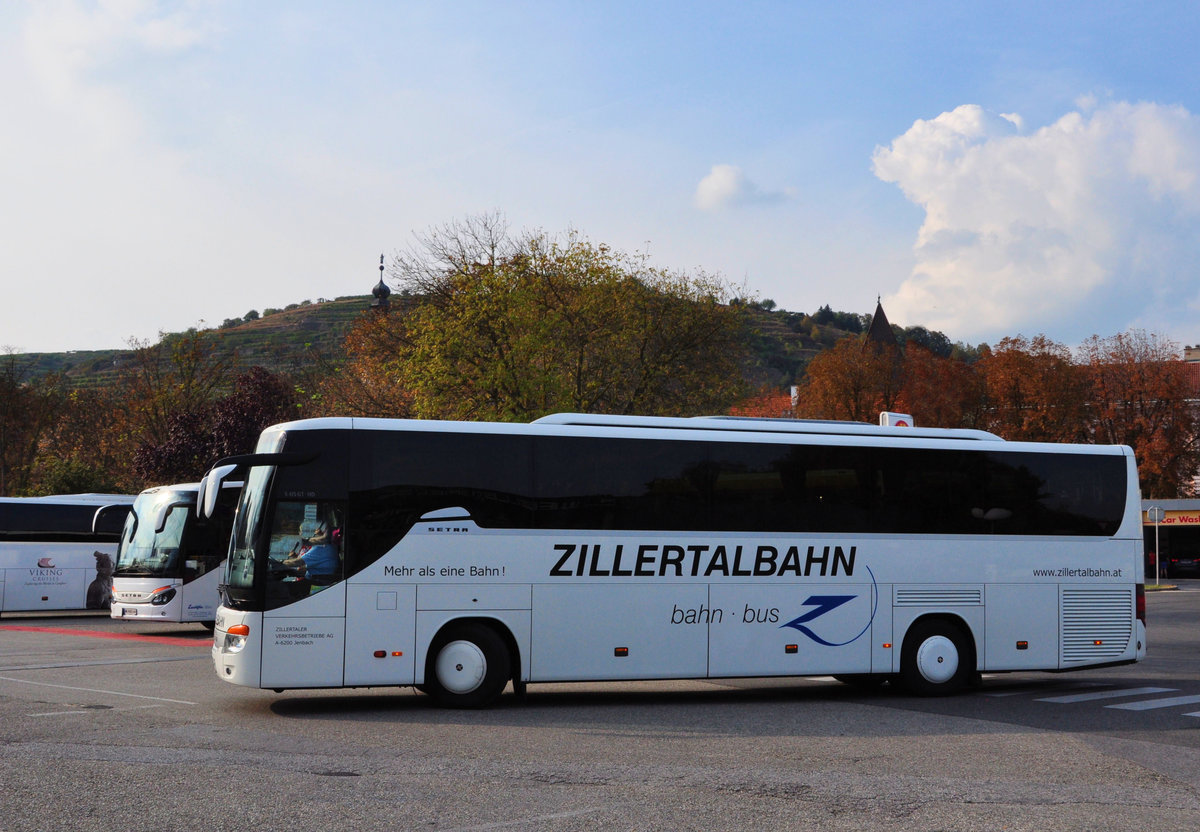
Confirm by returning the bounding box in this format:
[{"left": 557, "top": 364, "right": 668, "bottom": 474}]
[{"left": 260, "top": 499, "right": 348, "bottom": 688}]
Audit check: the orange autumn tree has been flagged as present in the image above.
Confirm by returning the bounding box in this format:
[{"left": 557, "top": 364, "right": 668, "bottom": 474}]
[
  {"left": 306, "top": 307, "right": 416, "bottom": 418},
  {"left": 1078, "top": 330, "right": 1198, "bottom": 498},
  {"left": 793, "top": 334, "right": 903, "bottom": 421},
  {"left": 729, "top": 388, "right": 795, "bottom": 418},
  {"left": 975, "top": 335, "right": 1089, "bottom": 442},
  {"left": 895, "top": 344, "right": 984, "bottom": 429}
]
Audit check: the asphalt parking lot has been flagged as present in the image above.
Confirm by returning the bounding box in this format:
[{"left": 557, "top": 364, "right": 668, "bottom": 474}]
[{"left": 1, "top": 585, "right": 1198, "bottom": 831}]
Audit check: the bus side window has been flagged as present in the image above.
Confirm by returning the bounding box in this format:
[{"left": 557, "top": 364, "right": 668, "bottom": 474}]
[{"left": 273, "top": 500, "right": 345, "bottom": 592}]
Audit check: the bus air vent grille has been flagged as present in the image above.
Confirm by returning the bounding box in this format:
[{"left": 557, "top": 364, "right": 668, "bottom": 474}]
[
  {"left": 1060, "top": 588, "right": 1132, "bottom": 664},
  {"left": 894, "top": 587, "right": 982, "bottom": 606}
]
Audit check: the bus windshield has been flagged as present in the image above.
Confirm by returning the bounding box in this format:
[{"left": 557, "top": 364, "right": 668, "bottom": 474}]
[
  {"left": 223, "top": 464, "right": 273, "bottom": 607},
  {"left": 114, "top": 492, "right": 192, "bottom": 578}
]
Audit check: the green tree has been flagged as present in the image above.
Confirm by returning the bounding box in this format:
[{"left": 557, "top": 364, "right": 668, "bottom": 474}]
[
  {"left": 30, "top": 387, "right": 134, "bottom": 494},
  {"left": 114, "top": 329, "right": 235, "bottom": 452},
  {"left": 344, "top": 217, "right": 750, "bottom": 420},
  {"left": 0, "top": 351, "right": 63, "bottom": 495},
  {"left": 36, "top": 457, "right": 121, "bottom": 495}
]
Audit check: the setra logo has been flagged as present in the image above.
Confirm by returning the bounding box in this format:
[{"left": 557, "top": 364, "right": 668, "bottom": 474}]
[{"left": 37, "top": 558, "right": 55, "bottom": 568}]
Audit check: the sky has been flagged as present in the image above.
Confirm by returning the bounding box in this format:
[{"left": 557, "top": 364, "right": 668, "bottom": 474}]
[{"left": 5, "top": 1, "right": 1200, "bottom": 354}]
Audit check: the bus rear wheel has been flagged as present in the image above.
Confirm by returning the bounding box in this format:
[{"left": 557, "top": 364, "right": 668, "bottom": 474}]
[
  {"left": 424, "top": 623, "right": 510, "bottom": 708},
  {"left": 900, "top": 619, "right": 972, "bottom": 696}
]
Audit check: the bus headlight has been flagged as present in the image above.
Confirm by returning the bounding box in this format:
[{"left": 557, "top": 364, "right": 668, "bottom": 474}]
[
  {"left": 149, "top": 587, "right": 177, "bottom": 606},
  {"left": 223, "top": 623, "right": 250, "bottom": 654}
]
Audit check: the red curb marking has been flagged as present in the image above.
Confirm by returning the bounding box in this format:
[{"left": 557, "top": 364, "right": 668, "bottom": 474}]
[{"left": 0, "top": 625, "right": 208, "bottom": 647}]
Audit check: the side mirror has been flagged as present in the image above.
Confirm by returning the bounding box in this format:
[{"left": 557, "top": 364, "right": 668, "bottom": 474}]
[
  {"left": 198, "top": 464, "right": 239, "bottom": 518},
  {"left": 153, "top": 501, "right": 193, "bottom": 533},
  {"left": 92, "top": 504, "right": 132, "bottom": 536}
]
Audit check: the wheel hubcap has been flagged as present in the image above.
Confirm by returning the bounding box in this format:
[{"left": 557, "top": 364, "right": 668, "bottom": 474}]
[
  {"left": 436, "top": 640, "right": 486, "bottom": 694},
  {"left": 915, "top": 635, "right": 959, "bottom": 684}
]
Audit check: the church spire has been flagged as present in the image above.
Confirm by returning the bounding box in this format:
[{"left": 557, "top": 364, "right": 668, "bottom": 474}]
[
  {"left": 370, "top": 253, "right": 391, "bottom": 312},
  {"left": 864, "top": 297, "right": 897, "bottom": 349}
]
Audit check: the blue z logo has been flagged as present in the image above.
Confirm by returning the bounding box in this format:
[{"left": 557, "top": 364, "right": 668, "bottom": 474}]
[{"left": 780, "top": 566, "right": 877, "bottom": 647}]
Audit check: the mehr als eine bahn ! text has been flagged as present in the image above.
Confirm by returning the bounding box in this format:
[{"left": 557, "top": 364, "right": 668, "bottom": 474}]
[{"left": 200, "top": 411, "right": 1146, "bottom": 707}]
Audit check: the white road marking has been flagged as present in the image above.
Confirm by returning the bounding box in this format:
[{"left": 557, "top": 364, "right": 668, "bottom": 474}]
[
  {"left": 442, "top": 807, "right": 608, "bottom": 831},
  {"left": 1036, "top": 686, "right": 1177, "bottom": 703},
  {"left": 0, "top": 674, "right": 197, "bottom": 705},
  {"left": 1106, "top": 694, "right": 1200, "bottom": 711}
]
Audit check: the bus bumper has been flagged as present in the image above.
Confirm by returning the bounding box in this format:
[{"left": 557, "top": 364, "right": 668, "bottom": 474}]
[{"left": 212, "top": 609, "right": 262, "bottom": 688}]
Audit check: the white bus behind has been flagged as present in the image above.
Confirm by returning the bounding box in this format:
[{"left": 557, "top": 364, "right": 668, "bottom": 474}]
[
  {"left": 111, "top": 481, "right": 240, "bottom": 629},
  {"left": 0, "top": 494, "right": 133, "bottom": 614}
]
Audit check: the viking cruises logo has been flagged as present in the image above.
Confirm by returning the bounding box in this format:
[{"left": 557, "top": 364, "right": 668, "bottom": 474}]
[{"left": 29, "top": 556, "right": 65, "bottom": 582}]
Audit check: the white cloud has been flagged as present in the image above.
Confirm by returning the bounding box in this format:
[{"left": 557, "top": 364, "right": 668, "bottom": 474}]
[
  {"left": 23, "top": 0, "right": 213, "bottom": 100},
  {"left": 999, "top": 112, "right": 1023, "bottom": 130},
  {"left": 0, "top": 2, "right": 418, "bottom": 354},
  {"left": 694, "top": 163, "right": 789, "bottom": 212},
  {"left": 872, "top": 101, "right": 1200, "bottom": 344}
]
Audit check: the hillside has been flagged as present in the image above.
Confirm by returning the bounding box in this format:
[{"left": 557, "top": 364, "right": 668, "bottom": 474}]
[
  {"left": 14, "top": 295, "right": 375, "bottom": 389},
  {"left": 12, "top": 296, "right": 913, "bottom": 392}
]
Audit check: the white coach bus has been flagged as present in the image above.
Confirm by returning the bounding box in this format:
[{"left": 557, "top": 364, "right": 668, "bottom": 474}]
[
  {"left": 202, "top": 414, "right": 1146, "bottom": 707},
  {"left": 111, "top": 481, "right": 240, "bottom": 629},
  {"left": 0, "top": 494, "right": 133, "bottom": 614}
]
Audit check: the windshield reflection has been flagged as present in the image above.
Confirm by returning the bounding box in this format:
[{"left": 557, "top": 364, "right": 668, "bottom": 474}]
[{"left": 113, "top": 493, "right": 191, "bottom": 577}]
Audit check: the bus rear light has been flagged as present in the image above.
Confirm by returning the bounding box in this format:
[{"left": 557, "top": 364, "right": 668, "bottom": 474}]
[
  {"left": 785, "top": 644, "right": 798, "bottom": 654},
  {"left": 614, "top": 647, "right": 629, "bottom": 657},
  {"left": 1016, "top": 641, "right": 1028, "bottom": 650},
  {"left": 374, "top": 650, "right": 386, "bottom": 658},
  {"left": 1136, "top": 584, "right": 1146, "bottom": 624},
  {"left": 392, "top": 651, "right": 403, "bottom": 657},
  {"left": 882, "top": 643, "right": 892, "bottom": 649},
  {"left": 228, "top": 624, "right": 250, "bottom": 636}
]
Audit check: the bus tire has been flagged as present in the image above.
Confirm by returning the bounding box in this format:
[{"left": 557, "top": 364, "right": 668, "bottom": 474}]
[
  {"left": 900, "top": 619, "right": 973, "bottom": 696},
  {"left": 424, "top": 622, "right": 511, "bottom": 709}
]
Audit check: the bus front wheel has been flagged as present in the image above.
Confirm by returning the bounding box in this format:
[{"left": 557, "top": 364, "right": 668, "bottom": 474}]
[
  {"left": 424, "top": 623, "right": 511, "bottom": 708},
  {"left": 900, "top": 619, "right": 972, "bottom": 696}
]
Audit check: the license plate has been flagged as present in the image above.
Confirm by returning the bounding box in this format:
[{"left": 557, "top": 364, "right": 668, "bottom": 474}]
[{"left": 123, "top": 608, "right": 137, "bottom": 616}]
